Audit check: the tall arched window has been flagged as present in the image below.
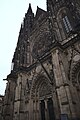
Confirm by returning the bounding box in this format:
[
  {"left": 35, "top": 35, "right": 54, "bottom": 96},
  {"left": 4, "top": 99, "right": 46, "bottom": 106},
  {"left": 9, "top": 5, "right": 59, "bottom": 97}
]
[
  {"left": 62, "top": 16, "right": 72, "bottom": 33},
  {"left": 57, "top": 7, "right": 74, "bottom": 41}
]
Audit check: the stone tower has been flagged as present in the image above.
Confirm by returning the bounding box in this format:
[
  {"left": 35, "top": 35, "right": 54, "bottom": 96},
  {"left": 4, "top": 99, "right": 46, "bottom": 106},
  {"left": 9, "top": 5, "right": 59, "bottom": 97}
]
[{"left": 2, "top": 0, "right": 80, "bottom": 120}]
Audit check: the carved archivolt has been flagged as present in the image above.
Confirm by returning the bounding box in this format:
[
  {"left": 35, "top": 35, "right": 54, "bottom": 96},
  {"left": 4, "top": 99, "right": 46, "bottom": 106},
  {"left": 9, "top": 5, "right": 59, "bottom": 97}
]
[
  {"left": 31, "top": 74, "right": 52, "bottom": 98},
  {"left": 39, "top": 82, "right": 52, "bottom": 97}
]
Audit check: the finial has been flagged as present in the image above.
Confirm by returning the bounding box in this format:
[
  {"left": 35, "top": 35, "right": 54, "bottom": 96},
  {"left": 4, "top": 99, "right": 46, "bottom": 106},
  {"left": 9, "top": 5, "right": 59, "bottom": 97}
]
[
  {"left": 29, "top": 3, "right": 31, "bottom": 7},
  {"left": 27, "top": 3, "right": 33, "bottom": 13}
]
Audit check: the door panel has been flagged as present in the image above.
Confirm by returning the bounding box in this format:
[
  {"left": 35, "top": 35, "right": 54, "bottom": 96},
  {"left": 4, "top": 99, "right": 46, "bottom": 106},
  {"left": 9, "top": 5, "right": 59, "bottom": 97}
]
[
  {"left": 40, "top": 100, "right": 45, "bottom": 120},
  {"left": 47, "top": 98, "right": 55, "bottom": 120}
]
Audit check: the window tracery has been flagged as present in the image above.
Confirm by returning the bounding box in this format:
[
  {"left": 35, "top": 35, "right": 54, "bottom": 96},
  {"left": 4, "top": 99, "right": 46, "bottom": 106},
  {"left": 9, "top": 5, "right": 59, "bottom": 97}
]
[
  {"left": 57, "top": 7, "right": 73, "bottom": 40},
  {"left": 62, "top": 16, "right": 72, "bottom": 33}
]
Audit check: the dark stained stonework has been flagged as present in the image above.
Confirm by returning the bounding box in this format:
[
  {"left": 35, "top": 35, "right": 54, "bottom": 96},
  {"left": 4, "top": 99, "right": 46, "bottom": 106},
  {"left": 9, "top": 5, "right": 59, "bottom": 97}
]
[
  {"left": 2, "top": 0, "right": 80, "bottom": 120},
  {"left": 0, "top": 95, "right": 4, "bottom": 120}
]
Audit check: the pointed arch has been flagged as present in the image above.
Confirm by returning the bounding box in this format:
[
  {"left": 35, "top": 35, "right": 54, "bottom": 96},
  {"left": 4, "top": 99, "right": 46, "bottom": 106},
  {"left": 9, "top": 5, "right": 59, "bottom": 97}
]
[
  {"left": 57, "top": 7, "right": 73, "bottom": 40},
  {"left": 31, "top": 74, "right": 52, "bottom": 99},
  {"left": 71, "top": 60, "right": 80, "bottom": 85}
]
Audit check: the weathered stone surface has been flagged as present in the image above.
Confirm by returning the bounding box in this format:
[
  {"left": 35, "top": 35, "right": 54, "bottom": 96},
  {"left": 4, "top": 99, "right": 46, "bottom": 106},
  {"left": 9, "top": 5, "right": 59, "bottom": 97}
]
[{"left": 2, "top": 1, "right": 80, "bottom": 120}]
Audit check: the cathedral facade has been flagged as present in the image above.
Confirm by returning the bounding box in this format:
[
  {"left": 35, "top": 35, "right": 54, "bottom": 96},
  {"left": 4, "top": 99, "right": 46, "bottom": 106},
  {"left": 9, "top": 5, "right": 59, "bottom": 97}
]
[{"left": 2, "top": 0, "right": 80, "bottom": 120}]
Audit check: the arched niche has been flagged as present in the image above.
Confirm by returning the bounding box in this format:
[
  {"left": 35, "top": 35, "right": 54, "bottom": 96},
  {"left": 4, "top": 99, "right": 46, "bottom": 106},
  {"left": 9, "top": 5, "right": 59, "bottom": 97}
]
[
  {"left": 30, "top": 74, "right": 56, "bottom": 120},
  {"left": 71, "top": 60, "right": 80, "bottom": 86}
]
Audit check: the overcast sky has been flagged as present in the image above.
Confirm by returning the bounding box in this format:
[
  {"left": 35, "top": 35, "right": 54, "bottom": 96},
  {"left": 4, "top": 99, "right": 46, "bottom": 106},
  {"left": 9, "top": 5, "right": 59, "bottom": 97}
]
[{"left": 0, "top": 0, "right": 46, "bottom": 95}]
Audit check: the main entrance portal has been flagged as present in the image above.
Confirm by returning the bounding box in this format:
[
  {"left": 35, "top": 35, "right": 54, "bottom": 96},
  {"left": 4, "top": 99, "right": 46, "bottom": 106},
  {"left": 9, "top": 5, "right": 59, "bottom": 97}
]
[{"left": 31, "top": 75, "right": 56, "bottom": 120}]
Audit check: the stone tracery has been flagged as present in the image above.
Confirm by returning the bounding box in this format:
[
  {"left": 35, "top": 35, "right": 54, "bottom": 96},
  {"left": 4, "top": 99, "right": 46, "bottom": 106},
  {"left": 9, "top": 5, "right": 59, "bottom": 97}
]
[{"left": 31, "top": 75, "right": 52, "bottom": 99}]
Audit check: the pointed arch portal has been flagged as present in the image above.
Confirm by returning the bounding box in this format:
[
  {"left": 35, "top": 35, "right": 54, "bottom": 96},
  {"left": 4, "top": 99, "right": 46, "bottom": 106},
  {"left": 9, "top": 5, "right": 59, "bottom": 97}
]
[{"left": 31, "top": 75, "right": 55, "bottom": 120}]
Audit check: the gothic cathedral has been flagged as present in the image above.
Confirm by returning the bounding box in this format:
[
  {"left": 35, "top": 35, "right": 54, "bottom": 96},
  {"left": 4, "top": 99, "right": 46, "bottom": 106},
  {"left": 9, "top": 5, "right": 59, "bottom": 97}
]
[{"left": 2, "top": 0, "right": 80, "bottom": 120}]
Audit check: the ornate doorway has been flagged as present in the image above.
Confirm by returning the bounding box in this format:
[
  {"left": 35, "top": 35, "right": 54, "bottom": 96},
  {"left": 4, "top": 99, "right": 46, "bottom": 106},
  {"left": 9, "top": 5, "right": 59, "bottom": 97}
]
[{"left": 31, "top": 75, "right": 56, "bottom": 120}]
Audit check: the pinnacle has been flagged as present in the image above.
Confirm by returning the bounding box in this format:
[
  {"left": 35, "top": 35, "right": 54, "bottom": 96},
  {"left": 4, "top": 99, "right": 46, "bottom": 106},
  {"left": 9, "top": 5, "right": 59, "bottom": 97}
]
[{"left": 27, "top": 3, "right": 33, "bottom": 13}]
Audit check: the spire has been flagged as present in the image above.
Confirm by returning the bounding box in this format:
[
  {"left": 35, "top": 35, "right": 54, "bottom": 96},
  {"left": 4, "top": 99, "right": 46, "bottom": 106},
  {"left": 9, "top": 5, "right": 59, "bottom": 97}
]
[{"left": 27, "top": 3, "right": 33, "bottom": 13}]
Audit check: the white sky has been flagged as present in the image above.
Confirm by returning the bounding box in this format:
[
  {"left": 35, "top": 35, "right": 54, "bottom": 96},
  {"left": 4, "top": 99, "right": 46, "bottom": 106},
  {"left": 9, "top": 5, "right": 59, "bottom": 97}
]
[{"left": 0, "top": 0, "right": 46, "bottom": 95}]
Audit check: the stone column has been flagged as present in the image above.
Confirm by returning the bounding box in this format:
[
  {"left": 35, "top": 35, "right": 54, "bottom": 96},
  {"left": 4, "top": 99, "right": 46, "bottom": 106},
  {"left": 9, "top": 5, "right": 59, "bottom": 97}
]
[
  {"left": 44, "top": 99, "right": 49, "bottom": 120},
  {"left": 36, "top": 99, "right": 40, "bottom": 120},
  {"left": 3, "top": 75, "right": 16, "bottom": 120},
  {"left": 29, "top": 99, "right": 33, "bottom": 120},
  {"left": 52, "top": 92, "right": 60, "bottom": 120},
  {"left": 13, "top": 73, "right": 22, "bottom": 120},
  {"left": 51, "top": 49, "right": 77, "bottom": 119}
]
